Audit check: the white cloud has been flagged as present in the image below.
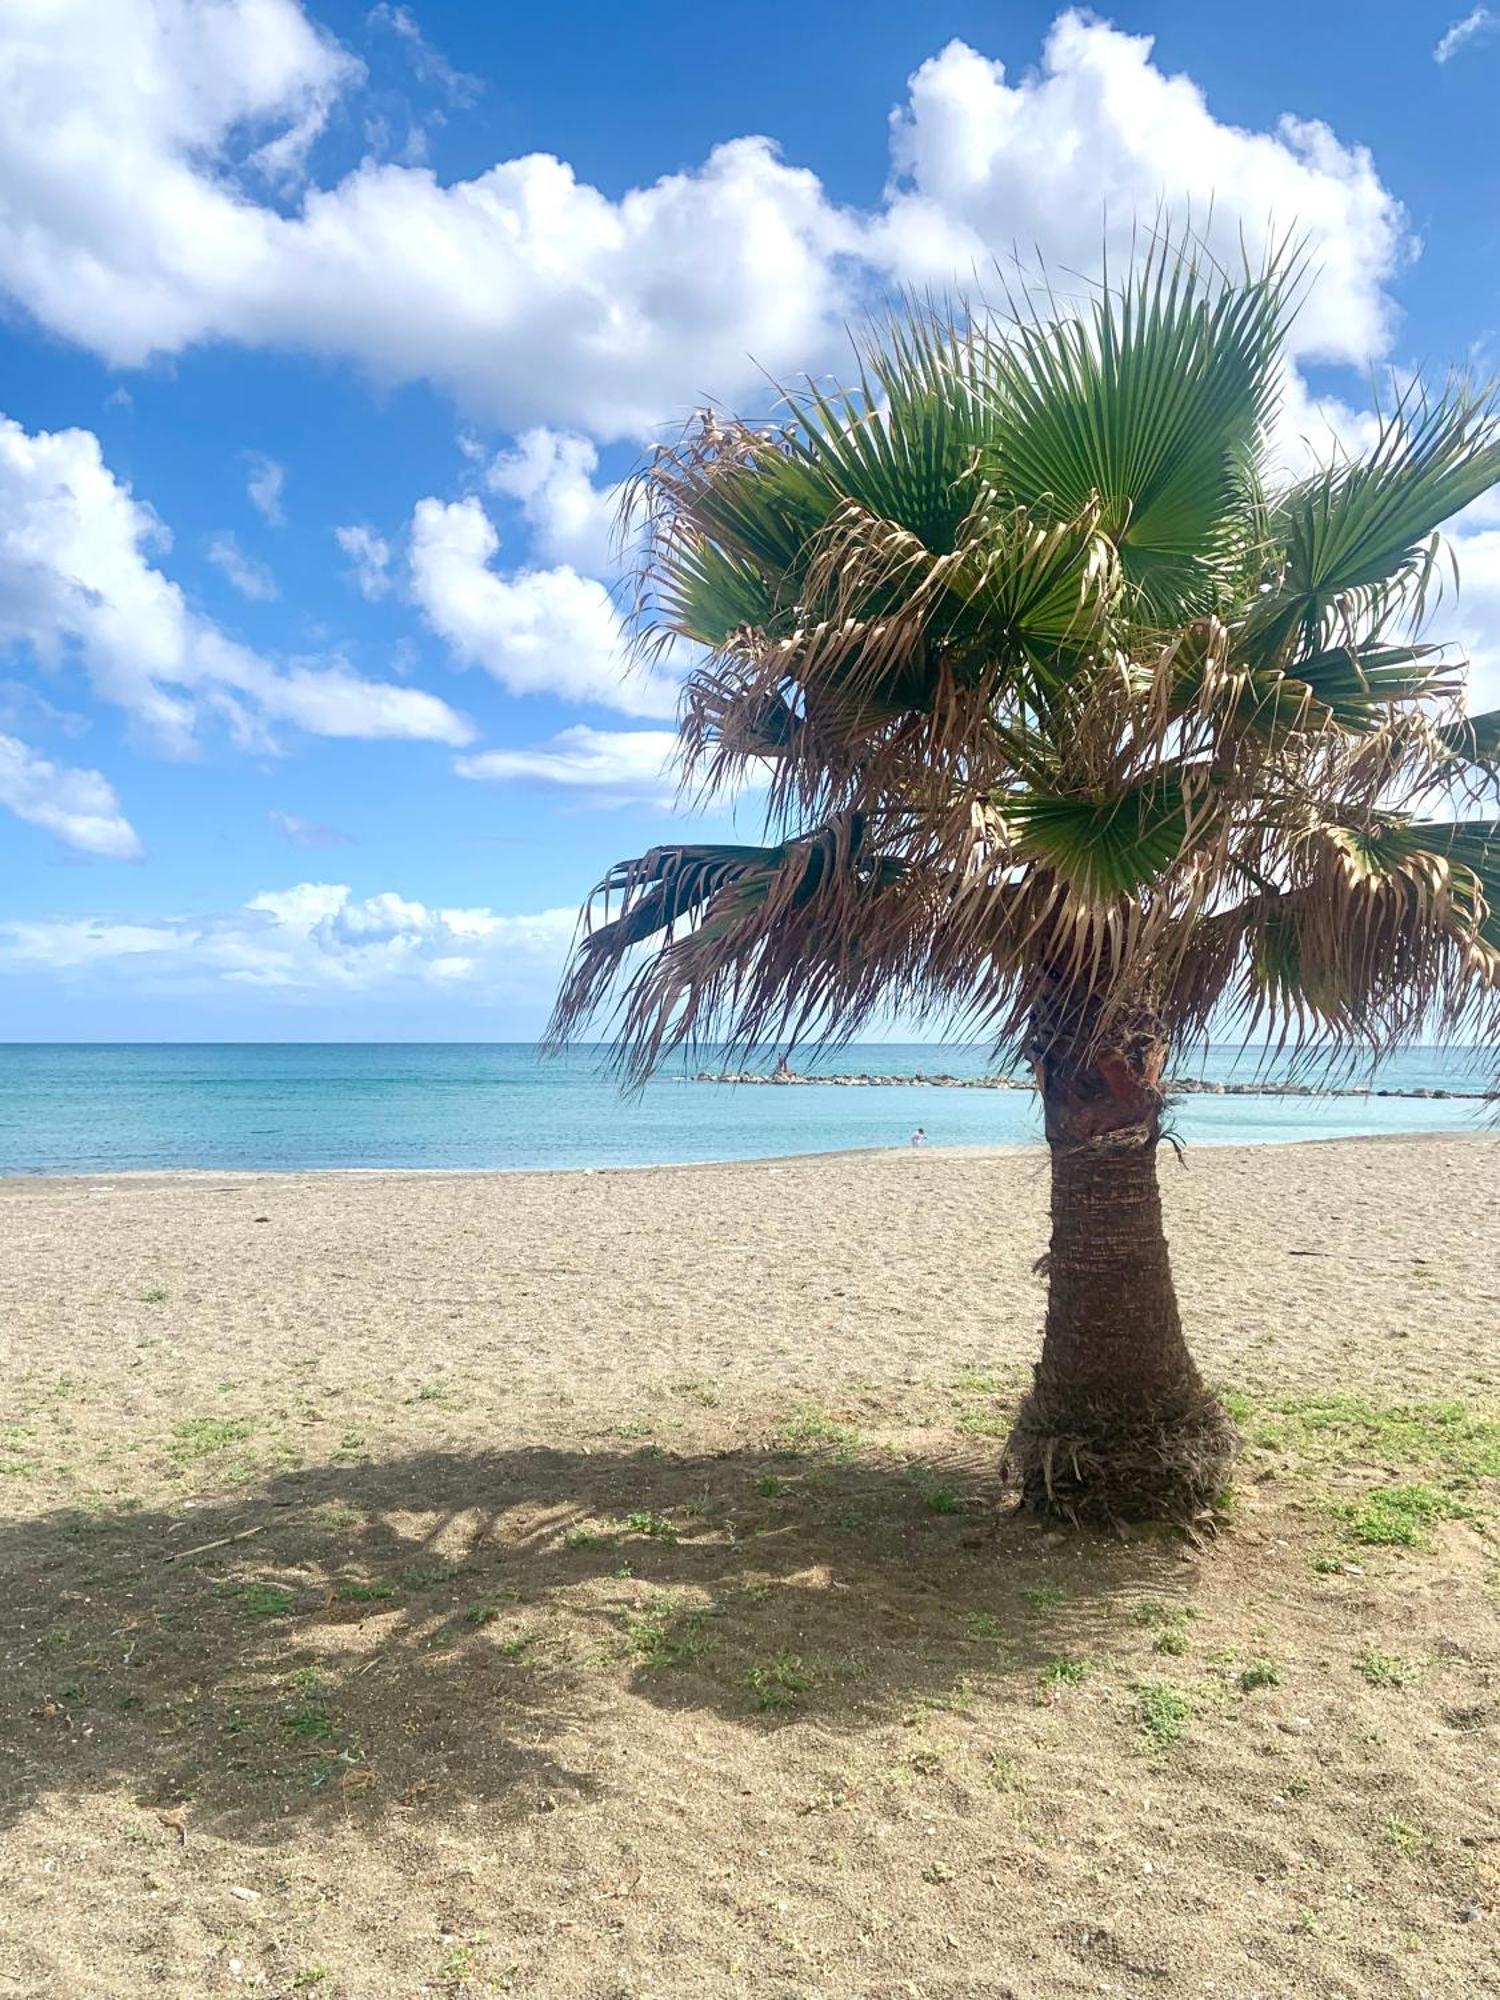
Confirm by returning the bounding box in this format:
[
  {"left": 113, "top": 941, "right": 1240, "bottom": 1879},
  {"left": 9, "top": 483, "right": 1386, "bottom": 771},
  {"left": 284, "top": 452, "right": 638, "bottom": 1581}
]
[
  {"left": 368, "top": 3, "right": 480, "bottom": 107},
  {"left": 3, "top": 5, "right": 1413, "bottom": 439},
  {"left": 0, "top": 412, "right": 472, "bottom": 754},
  {"left": 1434, "top": 7, "right": 1498, "bottom": 61},
  {"left": 245, "top": 452, "right": 287, "bottom": 525},
  {"left": 455, "top": 725, "right": 681, "bottom": 805},
  {"left": 0, "top": 732, "right": 142, "bottom": 858},
  {"left": 408, "top": 495, "right": 675, "bottom": 716},
  {"left": 1445, "top": 527, "right": 1500, "bottom": 716},
  {"left": 484, "top": 429, "right": 621, "bottom": 575},
  {"left": 208, "top": 530, "right": 279, "bottom": 601},
  {"left": 870, "top": 20, "right": 1409, "bottom": 368},
  {"left": 269, "top": 807, "right": 351, "bottom": 848},
  {"left": 334, "top": 522, "right": 394, "bottom": 598},
  {"left": 0, "top": 879, "right": 579, "bottom": 997}
]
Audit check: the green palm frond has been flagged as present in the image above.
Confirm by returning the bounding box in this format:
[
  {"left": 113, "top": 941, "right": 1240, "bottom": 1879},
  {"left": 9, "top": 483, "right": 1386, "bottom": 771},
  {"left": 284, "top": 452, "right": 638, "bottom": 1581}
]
[
  {"left": 551, "top": 241, "right": 1500, "bottom": 1080},
  {"left": 978, "top": 244, "right": 1287, "bottom": 619}
]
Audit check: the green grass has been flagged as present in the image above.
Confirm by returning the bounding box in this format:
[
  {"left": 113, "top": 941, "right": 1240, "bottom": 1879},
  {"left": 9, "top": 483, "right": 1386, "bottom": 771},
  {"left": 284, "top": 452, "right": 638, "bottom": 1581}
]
[
  {"left": 747, "top": 1652, "right": 814, "bottom": 1712},
  {"left": 1384, "top": 1817, "right": 1430, "bottom": 1861},
  {"left": 138, "top": 1286, "right": 169, "bottom": 1305},
  {"left": 282, "top": 1699, "right": 334, "bottom": 1741},
  {"left": 966, "top": 1612, "right": 1008, "bottom": 1641},
  {"left": 907, "top": 1467, "right": 964, "bottom": 1515},
  {"left": 1020, "top": 1584, "right": 1065, "bottom": 1613},
  {"left": 1130, "top": 1599, "right": 1197, "bottom": 1654},
  {"left": 1133, "top": 1680, "right": 1194, "bottom": 1748},
  {"left": 1040, "top": 1654, "right": 1089, "bottom": 1690},
  {"left": 623, "top": 1596, "right": 708, "bottom": 1670},
  {"left": 621, "top": 1510, "right": 679, "bottom": 1542},
  {"left": 1237, "top": 1658, "right": 1282, "bottom": 1692},
  {"left": 754, "top": 1474, "right": 790, "bottom": 1498},
  {"left": 334, "top": 1580, "right": 395, "bottom": 1603},
  {"left": 400, "top": 1561, "right": 463, "bottom": 1589},
  {"left": 775, "top": 1407, "right": 861, "bottom": 1458},
  {"left": 1225, "top": 1392, "right": 1500, "bottom": 1483},
  {"left": 1341, "top": 1482, "right": 1469, "bottom": 1548},
  {"left": 1356, "top": 1647, "right": 1419, "bottom": 1688},
  {"left": 234, "top": 1582, "right": 295, "bottom": 1619},
  {"left": 562, "top": 1526, "right": 616, "bottom": 1552},
  {"left": 167, "top": 1416, "right": 252, "bottom": 1461}
]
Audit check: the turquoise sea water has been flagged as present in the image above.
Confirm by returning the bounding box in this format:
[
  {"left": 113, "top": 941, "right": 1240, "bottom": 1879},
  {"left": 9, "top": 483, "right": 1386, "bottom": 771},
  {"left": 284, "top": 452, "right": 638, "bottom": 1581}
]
[{"left": 0, "top": 1043, "right": 1491, "bottom": 1176}]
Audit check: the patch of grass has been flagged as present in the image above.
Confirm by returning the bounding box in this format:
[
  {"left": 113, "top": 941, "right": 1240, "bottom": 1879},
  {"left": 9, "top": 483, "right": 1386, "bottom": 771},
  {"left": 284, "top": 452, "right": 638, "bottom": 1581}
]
[
  {"left": 747, "top": 1652, "right": 814, "bottom": 1712},
  {"left": 775, "top": 1407, "right": 861, "bottom": 1459},
  {"left": 966, "top": 1612, "right": 1008, "bottom": 1641},
  {"left": 282, "top": 1698, "right": 334, "bottom": 1741},
  {"left": 1130, "top": 1599, "right": 1197, "bottom": 1654},
  {"left": 465, "top": 1601, "right": 501, "bottom": 1626},
  {"left": 1238, "top": 1658, "right": 1282, "bottom": 1692},
  {"left": 167, "top": 1416, "right": 252, "bottom": 1461},
  {"left": 754, "top": 1474, "right": 790, "bottom": 1498},
  {"left": 956, "top": 1406, "right": 1009, "bottom": 1440},
  {"left": 621, "top": 1510, "right": 679, "bottom": 1543},
  {"left": 138, "top": 1286, "right": 169, "bottom": 1305},
  {"left": 1134, "top": 1679, "right": 1194, "bottom": 1749},
  {"left": 333, "top": 1580, "right": 395, "bottom": 1603},
  {"left": 1040, "top": 1654, "right": 1089, "bottom": 1691},
  {"left": 1356, "top": 1647, "right": 1419, "bottom": 1688},
  {"left": 412, "top": 1380, "right": 459, "bottom": 1407},
  {"left": 1384, "top": 1817, "right": 1430, "bottom": 1861},
  {"left": 234, "top": 1582, "right": 295, "bottom": 1619},
  {"left": 907, "top": 1467, "right": 964, "bottom": 1515},
  {"left": 1228, "top": 1392, "right": 1500, "bottom": 1483},
  {"left": 1020, "top": 1584, "right": 1065, "bottom": 1613},
  {"left": 623, "top": 1596, "right": 708, "bottom": 1670},
  {"left": 561, "top": 1526, "right": 616, "bottom": 1552},
  {"left": 671, "top": 1378, "right": 722, "bottom": 1408},
  {"left": 291, "top": 1971, "right": 333, "bottom": 1991},
  {"left": 985, "top": 1751, "right": 1023, "bottom": 1792},
  {"left": 400, "top": 1560, "right": 463, "bottom": 1589},
  {"left": 1341, "top": 1483, "right": 1468, "bottom": 1549}
]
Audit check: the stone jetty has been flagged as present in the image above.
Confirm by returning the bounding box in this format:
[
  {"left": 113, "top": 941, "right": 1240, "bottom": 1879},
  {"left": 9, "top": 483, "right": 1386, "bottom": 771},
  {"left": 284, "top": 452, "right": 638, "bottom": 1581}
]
[{"left": 689, "top": 1070, "right": 1491, "bottom": 1101}]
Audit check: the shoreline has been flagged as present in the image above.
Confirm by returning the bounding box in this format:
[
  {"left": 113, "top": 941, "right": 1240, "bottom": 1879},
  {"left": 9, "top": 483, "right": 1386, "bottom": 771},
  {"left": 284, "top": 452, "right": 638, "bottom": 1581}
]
[{"left": 0, "top": 1125, "right": 1486, "bottom": 1190}]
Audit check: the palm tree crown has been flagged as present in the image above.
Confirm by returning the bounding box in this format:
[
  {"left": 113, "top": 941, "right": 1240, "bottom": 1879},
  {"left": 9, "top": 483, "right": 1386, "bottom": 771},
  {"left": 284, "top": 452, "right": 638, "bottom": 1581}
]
[{"left": 549, "top": 250, "right": 1500, "bottom": 1088}]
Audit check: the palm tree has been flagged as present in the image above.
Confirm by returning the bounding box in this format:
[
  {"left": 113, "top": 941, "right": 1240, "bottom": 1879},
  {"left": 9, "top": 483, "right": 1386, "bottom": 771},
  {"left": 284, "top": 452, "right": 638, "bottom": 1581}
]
[{"left": 548, "top": 247, "right": 1500, "bottom": 1522}]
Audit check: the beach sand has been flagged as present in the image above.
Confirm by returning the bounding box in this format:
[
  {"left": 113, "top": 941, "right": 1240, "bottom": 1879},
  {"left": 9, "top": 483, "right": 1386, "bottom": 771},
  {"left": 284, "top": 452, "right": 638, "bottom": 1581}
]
[{"left": 1, "top": 1134, "right": 1497, "bottom": 1998}]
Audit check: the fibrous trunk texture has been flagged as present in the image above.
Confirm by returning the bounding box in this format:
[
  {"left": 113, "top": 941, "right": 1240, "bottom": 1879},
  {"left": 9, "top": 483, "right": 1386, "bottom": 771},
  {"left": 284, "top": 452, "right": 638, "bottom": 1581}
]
[{"left": 1005, "top": 1006, "right": 1235, "bottom": 1523}]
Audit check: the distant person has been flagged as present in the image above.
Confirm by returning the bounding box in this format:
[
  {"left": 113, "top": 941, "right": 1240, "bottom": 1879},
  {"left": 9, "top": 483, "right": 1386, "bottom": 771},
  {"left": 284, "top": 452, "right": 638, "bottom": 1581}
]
[
  {"left": 774, "top": 1053, "right": 793, "bottom": 1080},
  {"left": 910, "top": 1126, "right": 926, "bottom": 1148}
]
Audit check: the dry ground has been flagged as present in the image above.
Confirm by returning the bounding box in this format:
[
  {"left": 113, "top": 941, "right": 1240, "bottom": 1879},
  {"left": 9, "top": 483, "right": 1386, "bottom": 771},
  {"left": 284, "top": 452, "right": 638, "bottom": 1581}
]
[{"left": 1, "top": 1136, "right": 1498, "bottom": 2000}]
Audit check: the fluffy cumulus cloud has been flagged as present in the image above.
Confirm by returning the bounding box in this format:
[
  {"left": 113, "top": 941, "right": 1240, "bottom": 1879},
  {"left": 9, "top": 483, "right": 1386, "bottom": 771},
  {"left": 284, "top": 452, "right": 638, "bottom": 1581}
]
[
  {"left": 0, "top": 413, "right": 472, "bottom": 755},
  {"left": 408, "top": 496, "right": 675, "bottom": 717},
  {"left": 0, "top": 2, "right": 1414, "bottom": 439},
  {"left": 455, "top": 725, "right": 682, "bottom": 806},
  {"left": 871, "top": 20, "right": 1408, "bottom": 367},
  {"left": 484, "top": 430, "right": 621, "bottom": 576},
  {"left": 0, "top": 733, "right": 142, "bottom": 857},
  {"left": 0, "top": 880, "right": 579, "bottom": 995}
]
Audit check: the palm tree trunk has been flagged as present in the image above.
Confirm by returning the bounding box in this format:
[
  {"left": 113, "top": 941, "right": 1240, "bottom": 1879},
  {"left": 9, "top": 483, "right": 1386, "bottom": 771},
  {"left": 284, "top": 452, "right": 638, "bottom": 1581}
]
[{"left": 1004, "top": 1007, "right": 1234, "bottom": 1522}]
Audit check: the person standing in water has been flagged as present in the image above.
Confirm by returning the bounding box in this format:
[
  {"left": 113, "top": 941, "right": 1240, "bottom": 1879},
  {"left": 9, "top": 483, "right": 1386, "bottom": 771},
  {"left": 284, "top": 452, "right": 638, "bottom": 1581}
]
[{"left": 909, "top": 1126, "right": 926, "bottom": 1148}]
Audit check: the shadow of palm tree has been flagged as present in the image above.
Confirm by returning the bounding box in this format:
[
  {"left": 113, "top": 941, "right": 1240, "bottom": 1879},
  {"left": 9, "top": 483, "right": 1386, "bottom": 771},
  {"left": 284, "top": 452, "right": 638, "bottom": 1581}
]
[{"left": 2, "top": 1439, "right": 1192, "bottom": 1846}]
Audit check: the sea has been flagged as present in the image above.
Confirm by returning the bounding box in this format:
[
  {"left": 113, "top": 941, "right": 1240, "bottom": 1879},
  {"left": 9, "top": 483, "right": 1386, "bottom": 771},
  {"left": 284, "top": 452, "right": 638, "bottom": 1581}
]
[{"left": 0, "top": 1042, "right": 1491, "bottom": 1177}]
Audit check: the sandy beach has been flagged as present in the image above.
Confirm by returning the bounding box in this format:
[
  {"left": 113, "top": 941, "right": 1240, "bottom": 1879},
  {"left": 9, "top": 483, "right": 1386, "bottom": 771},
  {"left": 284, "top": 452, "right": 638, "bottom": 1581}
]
[{"left": 2, "top": 1134, "right": 1498, "bottom": 1998}]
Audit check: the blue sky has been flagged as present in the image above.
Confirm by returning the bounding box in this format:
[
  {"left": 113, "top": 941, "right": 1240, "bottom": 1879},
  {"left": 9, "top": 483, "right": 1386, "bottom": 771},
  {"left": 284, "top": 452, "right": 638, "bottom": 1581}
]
[{"left": 3, "top": 0, "right": 1500, "bottom": 1038}]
